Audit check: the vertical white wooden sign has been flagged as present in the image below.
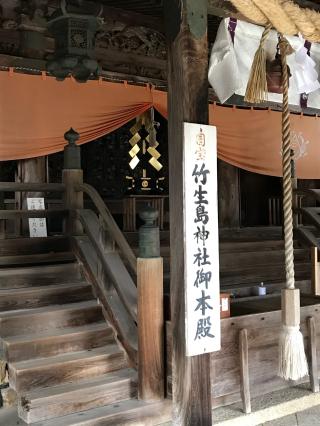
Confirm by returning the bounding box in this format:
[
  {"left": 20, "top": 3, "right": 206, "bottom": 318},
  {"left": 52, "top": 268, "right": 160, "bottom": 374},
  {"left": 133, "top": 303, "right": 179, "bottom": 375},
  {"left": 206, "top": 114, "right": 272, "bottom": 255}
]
[
  {"left": 183, "top": 122, "right": 221, "bottom": 356},
  {"left": 27, "top": 198, "right": 47, "bottom": 238}
]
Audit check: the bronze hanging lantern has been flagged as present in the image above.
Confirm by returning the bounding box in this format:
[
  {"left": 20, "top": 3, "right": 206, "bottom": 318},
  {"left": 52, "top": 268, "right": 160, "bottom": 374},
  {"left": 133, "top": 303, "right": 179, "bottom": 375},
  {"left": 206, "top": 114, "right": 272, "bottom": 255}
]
[
  {"left": 267, "top": 44, "right": 291, "bottom": 94},
  {"left": 47, "top": 0, "right": 102, "bottom": 82}
]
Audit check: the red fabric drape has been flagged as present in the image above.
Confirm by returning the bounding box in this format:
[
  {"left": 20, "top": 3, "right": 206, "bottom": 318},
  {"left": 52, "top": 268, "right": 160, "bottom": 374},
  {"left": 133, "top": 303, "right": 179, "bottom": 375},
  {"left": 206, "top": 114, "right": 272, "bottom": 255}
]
[{"left": 1, "top": 71, "right": 320, "bottom": 179}]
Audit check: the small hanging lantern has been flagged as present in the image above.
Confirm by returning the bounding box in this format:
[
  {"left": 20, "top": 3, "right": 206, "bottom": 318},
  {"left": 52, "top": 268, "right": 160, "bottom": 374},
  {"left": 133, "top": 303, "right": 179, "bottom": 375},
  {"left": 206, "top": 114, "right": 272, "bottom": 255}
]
[
  {"left": 47, "top": 0, "right": 102, "bottom": 82},
  {"left": 267, "top": 42, "right": 291, "bottom": 94}
]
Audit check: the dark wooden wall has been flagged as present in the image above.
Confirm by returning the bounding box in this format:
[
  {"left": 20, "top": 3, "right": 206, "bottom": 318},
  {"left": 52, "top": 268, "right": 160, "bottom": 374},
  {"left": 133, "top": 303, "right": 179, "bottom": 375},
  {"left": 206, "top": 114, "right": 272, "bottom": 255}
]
[{"left": 48, "top": 112, "right": 169, "bottom": 200}]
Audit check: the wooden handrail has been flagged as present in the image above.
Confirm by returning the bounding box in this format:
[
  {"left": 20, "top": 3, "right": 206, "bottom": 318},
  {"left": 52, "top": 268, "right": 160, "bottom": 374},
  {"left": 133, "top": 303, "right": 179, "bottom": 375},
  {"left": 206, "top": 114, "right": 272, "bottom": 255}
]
[
  {"left": 76, "top": 183, "right": 137, "bottom": 276},
  {"left": 294, "top": 188, "right": 320, "bottom": 203},
  {"left": 0, "top": 209, "right": 68, "bottom": 219},
  {"left": 0, "top": 182, "right": 66, "bottom": 192},
  {"left": 76, "top": 209, "right": 137, "bottom": 323}
]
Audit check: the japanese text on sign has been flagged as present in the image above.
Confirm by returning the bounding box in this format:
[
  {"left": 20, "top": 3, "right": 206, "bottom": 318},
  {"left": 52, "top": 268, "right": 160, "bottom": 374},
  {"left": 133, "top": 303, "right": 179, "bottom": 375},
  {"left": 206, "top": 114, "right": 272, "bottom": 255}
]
[
  {"left": 27, "top": 198, "right": 47, "bottom": 238},
  {"left": 183, "top": 123, "right": 220, "bottom": 356}
]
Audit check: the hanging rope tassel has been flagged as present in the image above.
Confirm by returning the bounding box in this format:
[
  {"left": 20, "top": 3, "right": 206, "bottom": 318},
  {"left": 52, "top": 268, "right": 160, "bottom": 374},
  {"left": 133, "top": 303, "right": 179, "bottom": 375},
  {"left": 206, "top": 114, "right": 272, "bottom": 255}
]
[
  {"left": 278, "top": 35, "right": 308, "bottom": 381},
  {"left": 245, "top": 24, "right": 272, "bottom": 103}
]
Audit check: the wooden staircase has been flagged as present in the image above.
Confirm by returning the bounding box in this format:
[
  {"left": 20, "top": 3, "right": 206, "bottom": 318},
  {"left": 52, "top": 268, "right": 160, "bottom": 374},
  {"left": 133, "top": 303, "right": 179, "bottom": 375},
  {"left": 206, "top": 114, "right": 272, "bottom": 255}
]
[{"left": 0, "top": 236, "right": 150, "bottom": 425}]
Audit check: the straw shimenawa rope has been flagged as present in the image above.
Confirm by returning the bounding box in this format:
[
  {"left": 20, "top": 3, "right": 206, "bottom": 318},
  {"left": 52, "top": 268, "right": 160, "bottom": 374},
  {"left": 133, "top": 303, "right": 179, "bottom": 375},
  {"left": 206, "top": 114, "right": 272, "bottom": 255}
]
[
  {"left": 276, "top": 35, "right": 308, "bottom": 381},
  {"left": 279, "top": 35, "right": 295, "bottom": 291},
  {"left": 244, "top": 24, "right": 272, "bottom": 103},
  {"left": 229, "top": 0, "right": 320, "bottom": 42}
]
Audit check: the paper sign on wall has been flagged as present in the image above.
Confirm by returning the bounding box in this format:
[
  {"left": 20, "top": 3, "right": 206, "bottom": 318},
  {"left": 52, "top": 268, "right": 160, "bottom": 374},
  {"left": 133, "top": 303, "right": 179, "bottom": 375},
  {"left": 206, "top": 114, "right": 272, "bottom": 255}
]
[
  {"left": 183, "top": 122, "right": 221, "bottom": 356},
  {"left": 27, "top": 198, "right": 47, "bottom": 238}
]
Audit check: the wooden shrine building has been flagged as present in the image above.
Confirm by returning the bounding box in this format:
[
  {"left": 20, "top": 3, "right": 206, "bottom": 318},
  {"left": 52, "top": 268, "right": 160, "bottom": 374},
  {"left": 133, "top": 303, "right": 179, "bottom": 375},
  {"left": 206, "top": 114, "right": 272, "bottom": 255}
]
[{"left": 1, "top": 1, "right": 320, "bottom": 425}]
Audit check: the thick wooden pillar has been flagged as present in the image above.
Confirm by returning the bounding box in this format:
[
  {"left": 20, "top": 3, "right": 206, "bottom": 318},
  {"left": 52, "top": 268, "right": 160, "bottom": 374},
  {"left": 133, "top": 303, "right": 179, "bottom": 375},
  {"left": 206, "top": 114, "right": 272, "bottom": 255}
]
[
  {"left": 164, "top": 1, "right": 212, "bottom": 424},
  {"left": 218, "top": 160, "right": 240, "bottom": 228}
]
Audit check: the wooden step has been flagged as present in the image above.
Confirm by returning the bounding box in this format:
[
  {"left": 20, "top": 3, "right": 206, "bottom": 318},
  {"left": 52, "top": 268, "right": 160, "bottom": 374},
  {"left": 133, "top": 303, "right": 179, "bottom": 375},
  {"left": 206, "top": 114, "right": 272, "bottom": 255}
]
[
  {"left": 0, "top": 282, "right": 93, "bottom": 311},
  {"left": 219, "top": 239, "right": 285, "bottom": 253},
  {"left": 0, "top": 251, "right": 75, "bottom": 268},
  {"left": 9, "top": 345, "right": 128, "bottom": 392},
  {"left": 220, "top": 262, "right": 310, "bottom": 286},
  {"left": 0, "top": 301, "right": 104, "bottom": 338},
  {"left": 18, "top": 369, "right": 137, "bottom": 423},
  {"left": 219, "top": 248, "right": 309, "bottom": 270},
  {"left": 0, "top": 236, "right": 71, "bottom": 257},
  {"left": 219, "top": 226, "right": 283, "bottom": 242},
  {"left": 33, "top": 398, "right": 172, "bottom": 426},
  {"left": 1, "top": 323, "right": 114, "bottom": 362},
  {"left": 0, "top": 263, "right": 82, "bottom": 289}
]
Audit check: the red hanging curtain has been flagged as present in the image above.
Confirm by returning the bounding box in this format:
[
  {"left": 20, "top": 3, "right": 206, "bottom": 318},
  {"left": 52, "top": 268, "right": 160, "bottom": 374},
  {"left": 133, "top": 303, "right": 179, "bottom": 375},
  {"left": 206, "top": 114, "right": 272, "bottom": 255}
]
[{"left": 0, "top": 71, "right": 319, "bottom": 179}]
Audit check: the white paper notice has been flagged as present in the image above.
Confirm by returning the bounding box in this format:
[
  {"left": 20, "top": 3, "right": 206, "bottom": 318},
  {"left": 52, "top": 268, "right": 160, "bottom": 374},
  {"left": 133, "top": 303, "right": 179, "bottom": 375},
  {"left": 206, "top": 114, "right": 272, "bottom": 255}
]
[
  {"left": 183, "top": 122, "right": 221, "bottom": 357},
  {"left": 27, "top": 198, "right": 47, "bottom": 238}
]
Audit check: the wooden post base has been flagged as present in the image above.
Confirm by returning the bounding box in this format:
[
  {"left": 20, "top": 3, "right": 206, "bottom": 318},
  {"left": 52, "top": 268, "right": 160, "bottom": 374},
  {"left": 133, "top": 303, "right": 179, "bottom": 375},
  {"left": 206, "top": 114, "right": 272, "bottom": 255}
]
[{"left": 137, "top": 257, "right": 164, "bottom": 402}]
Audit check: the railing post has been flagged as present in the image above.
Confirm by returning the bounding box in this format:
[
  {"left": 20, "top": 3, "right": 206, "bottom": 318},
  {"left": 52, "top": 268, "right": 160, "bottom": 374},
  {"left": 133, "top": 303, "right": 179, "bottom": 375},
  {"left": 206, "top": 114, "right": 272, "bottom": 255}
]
[
  {"left": 137, "top": 205, "right": 164, "bottom": 401},
  {"left": 311, "top": 246, "right": 320, "bottom": 296},
  {"left": 97, "top": 214, "right": 115, "bottom": 291},
  {"left": 62, "top": 128, "right": 83, "bottom": 235}
]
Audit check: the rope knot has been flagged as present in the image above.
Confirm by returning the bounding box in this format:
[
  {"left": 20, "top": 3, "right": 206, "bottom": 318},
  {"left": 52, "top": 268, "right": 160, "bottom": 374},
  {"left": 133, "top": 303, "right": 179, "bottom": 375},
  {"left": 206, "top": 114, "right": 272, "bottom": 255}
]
[{"left": 278, "top": 36, "right": 294, "bottom": 57}]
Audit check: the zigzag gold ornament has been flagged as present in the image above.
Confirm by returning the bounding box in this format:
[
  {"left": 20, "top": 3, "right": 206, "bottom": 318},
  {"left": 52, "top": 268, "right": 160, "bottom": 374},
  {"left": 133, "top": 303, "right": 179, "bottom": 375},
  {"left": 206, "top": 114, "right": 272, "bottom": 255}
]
[{"left": 127, "top": 109, "right": 162, "bottom": 172}]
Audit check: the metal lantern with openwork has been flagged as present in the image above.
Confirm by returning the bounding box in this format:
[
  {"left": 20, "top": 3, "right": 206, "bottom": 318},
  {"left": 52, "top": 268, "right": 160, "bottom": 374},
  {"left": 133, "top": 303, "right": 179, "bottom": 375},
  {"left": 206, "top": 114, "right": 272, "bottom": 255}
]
[{"left": 47, "top": 1, "right": 101, "bottom": 82}]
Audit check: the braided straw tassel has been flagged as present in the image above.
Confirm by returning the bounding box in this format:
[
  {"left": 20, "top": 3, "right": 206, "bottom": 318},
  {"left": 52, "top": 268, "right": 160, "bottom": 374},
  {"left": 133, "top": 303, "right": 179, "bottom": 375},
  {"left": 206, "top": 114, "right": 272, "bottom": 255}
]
[
  {"left": 278, "top": 35, "right": 308, "bottom": 381},
  {"left": 245, "top": 24, "right": 272, "bottom": 103}
]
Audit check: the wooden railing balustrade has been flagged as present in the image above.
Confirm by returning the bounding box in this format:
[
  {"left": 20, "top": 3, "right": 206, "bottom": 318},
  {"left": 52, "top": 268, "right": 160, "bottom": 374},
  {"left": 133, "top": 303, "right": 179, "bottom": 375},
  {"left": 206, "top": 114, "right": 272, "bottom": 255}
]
[
  {"left": 0, "top": 151, "right": 165, "bottom": 401},
  {"left": 0, "top": 182, "right": 67, "bottom": 238},
  {"left": 293, "top": 188, "right": 320, "bottom": 250}
]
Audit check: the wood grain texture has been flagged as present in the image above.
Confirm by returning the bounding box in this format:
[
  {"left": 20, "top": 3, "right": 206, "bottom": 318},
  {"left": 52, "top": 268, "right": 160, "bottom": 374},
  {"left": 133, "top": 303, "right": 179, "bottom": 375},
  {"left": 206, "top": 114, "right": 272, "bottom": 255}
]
[
  {"left": 167, "top": 301, "right": 320, "bottom": 409},
  {"left": 312, "top": 247, "right": 320, "bottom": 296},
  {"left": 78, "top": 183, "right": 137, "bottom": 276},
  {"left": 0, "top": 301, "right": 103, "bottom": 338},
  {"left": 308, "top": 316, "right": 319, "bottom": 393},
  {"left": 77, "top": 210, "right": 137, "bottom": 322},
  {"left": 239, "top": 329, "right": 251, "bottom": 414},
  {"left": 218, "top": 160, "right": 240, "bottom": 228},
  {"left": 9, "top": 345, "right": 127, "bottom": 393},
  {"left": 62, "top": 169, "right": 83, "bottom": 236},
  {"left": 137, "top": 257, "right": 164, "bottom": 401},
  {"left": 73, "top": 235, "right": 138, "bottom": 366},
  {"left": 164, "top": 0, "right": 212, "bottom": 424},
  {"left": 18, "top": 369, "right": 137, "bottom": 423}
]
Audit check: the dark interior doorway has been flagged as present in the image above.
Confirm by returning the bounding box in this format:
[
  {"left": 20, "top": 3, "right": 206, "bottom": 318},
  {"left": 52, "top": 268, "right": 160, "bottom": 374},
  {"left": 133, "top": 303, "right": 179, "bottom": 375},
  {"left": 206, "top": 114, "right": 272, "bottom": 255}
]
[{"left": 240, "top": 169, "right": 282, "bottom": 227}]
